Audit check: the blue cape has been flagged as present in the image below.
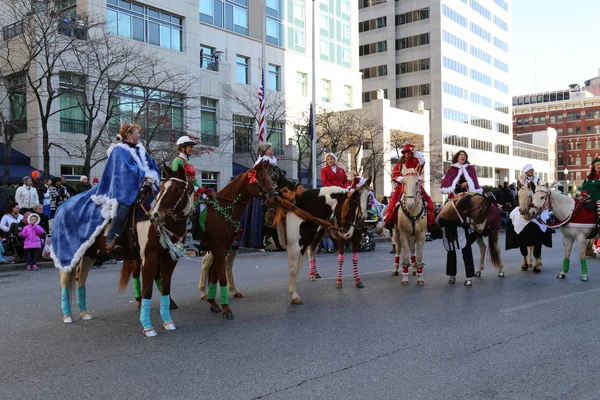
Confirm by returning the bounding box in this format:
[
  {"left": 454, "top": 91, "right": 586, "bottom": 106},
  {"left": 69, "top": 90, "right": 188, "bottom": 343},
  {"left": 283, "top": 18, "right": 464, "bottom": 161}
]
[{"left": 51, "top": 143, "right": 160, "bottom": 271}]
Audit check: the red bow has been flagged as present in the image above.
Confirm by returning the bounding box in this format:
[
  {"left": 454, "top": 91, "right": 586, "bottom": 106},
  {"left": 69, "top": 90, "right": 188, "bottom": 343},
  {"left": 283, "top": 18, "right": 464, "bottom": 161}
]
[{"left": 247, "top": 170, "right": 257, "bottom": 184}]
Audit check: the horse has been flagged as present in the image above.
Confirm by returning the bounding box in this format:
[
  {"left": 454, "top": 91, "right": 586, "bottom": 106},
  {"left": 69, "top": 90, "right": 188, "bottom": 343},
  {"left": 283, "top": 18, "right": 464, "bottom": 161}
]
[
  {"left": 57, "top": 164, "right": 195, "bottom": 337},
  {"left": 198, "top": 250, "right": 241, "bottom": 299},
  {"left": 438, "top": 192, "right": 502, "bottom": 285},
  {"left": 306, "top": 178, "right": 373, "bottom": 288},
  {"left": 531, "top": 184, "right": 595, "bottom": 281},
  {"left": 391, "top": 168, "right": 427, "bottom": 286}
]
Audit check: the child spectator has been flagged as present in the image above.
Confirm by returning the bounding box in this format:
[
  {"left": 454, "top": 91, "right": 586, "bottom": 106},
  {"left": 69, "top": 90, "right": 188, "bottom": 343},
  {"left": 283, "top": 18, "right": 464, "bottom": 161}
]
[{"left": 19, "top": 213, "right": 44, "bottom": 271}]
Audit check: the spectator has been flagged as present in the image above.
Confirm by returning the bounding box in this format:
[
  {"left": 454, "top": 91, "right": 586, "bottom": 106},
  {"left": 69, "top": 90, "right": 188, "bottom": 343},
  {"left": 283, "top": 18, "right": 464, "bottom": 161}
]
[
  {"left": 32, "top": 204, "right": 50, "bottom": 234},
  {"left": 31, "top": 170, "right": 47, "bottom": 203},
  {"left": 0, "top": 184, "right": 10, "bottom": 216},
  {"left": 501, "top": 182, "right": 514, "bottom": 205},
  {"left": 19, "top": 213, "right": 44, "bottom": 271},
  {"left": 76, "top": 175, "right": 92, "bottom": 193},
  {"left": 321, "top": 236, "right": 335, "bottom": 253},
  {"left": 381, "top": 196, "right": 388, "bottom": 206},
  {"left": 49, "top": 177, "right": 68, "bottom": 218},
  {"left": 15, "top": 176, "right": 40, "bottom": 214},
  {"left": 61, "top": 176, "right": 77, "bottom": 197},
  {"left": 42, "top": 178, "right": 52, "bottom": 217},
  {"left": 92, "top": 177, "right": 99, "bottom": 187},
  {"left": 5, "top": 180, "right": 18, "bottom": 202},
  {"left": 0, "top": 202, "right": 23, "bottom": 238}
]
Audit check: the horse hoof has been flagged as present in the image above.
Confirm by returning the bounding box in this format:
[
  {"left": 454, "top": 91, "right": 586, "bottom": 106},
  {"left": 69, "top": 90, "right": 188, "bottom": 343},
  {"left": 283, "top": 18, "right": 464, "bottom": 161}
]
[
  {"left": 498, "top": 271, "right": 505, "bottom": 277},
  {"left": 401, "top": 280, "right": 409, "bottom": 286},
  {"left": 80, "top": 311, "right": 93, "bottom": 321},
  {"left": 63, "top": 315, "right": 73, "bottom": 324},
  {"left": 464, "top": 279, "right": 472, "bottom": 286},
  {"left": 416, "top": 281, "right": 425, "bottom": 287},
  {"left": 521, "top": 265, "right": 529, "bottom": 271},
  {"left": 309, "top": 275, "right": 316, "bottom": 282},
  {"left": 391, "top": 271, "right": 399, "bottom": 277},
  {"left": 163, "top": 321, "right": 177, "bottom": 331},
  {"left": 291, "top": 298, "right": 303, "bottom": 305},
  {"left": 223, "top": 312, "right": 234, "bottom": 320},
  {"left": 209, "top": 304, "right": 222, "bottom": 313},
  {"left": 143, "top": 328, "right": 158, "bottom": 337},
  {"left": 169, "top": 298, "right": 178, "bottom": 310},
  {"left": 355, "top": 281, "right": 365, "bottom": 288},
  {"left": 582, "top": 275, "right": 589, "bottom": 282},
  {"left": 557, "top": 273, "right": 566, "bottom": 279},
  {"left": 201, "top": 294, "right": 207, "bottom": 301},
  {"left": 335, "top": 282, "right": 343, "bottom": 289},
  {"left": 448, "top": 277, "right": 456, "bottom": 284},
  {"left": 474, "top": 271, "right": 481, "bottom": 277},
  {"left": 233, "top": 292, "right": 244, "bottom": 298},
  {"left": 314, "top": 272, "right": 322, "bottom": 279},
  {"left": 533, "top": 268, "right": 541, "bottom": 274}
]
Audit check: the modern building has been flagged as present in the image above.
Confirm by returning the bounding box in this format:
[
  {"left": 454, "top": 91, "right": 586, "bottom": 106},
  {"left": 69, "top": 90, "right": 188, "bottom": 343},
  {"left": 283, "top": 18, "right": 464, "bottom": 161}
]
[
  {"left": 359, "top": 0, "right": 514, "bottom": 202},
  {"left": 0, "top": 0, "right": 361, "bottom": 189},
  {"left": 513, "top": 74, "right": 600, "bottom": 193}
]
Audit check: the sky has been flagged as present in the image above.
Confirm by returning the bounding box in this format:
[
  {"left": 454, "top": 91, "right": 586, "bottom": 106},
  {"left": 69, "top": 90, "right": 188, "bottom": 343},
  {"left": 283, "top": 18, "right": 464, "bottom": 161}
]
[{"left": 512, "top": 0, "right": 600, "bottom": 95}]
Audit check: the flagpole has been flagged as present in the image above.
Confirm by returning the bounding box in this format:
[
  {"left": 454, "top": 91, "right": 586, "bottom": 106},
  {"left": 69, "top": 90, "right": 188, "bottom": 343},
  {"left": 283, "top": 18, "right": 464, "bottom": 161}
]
[{"left": 311, "top": 0, "right": 317, "bottom": 188}]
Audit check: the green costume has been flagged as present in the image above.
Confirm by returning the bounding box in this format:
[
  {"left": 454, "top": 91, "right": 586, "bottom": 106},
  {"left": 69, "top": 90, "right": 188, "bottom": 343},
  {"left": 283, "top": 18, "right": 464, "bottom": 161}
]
[
  {"left": 171, "top": 155, "right": 201, "bottom": 189},
  {"left": 581, "top": 176, "right": 600, "bottom": 201}
]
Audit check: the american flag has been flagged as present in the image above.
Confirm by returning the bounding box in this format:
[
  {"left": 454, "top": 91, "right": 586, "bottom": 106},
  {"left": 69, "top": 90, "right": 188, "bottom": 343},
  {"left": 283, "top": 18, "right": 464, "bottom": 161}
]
[{"left": 257, "top": 69, "right": 266, "bottom": 142}]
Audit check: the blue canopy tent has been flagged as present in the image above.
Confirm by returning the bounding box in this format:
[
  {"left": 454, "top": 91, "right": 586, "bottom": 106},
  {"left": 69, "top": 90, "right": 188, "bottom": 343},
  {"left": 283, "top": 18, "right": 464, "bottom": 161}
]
[{"left": 0, "top": 144, "right": 41, "bottom": 182}]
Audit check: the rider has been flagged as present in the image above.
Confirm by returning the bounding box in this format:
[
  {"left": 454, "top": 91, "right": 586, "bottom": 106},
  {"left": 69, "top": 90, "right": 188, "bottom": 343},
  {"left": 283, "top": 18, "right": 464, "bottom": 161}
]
[
  {"left": 106, "top": 123, "right": 160, "bottom": 253},
  {"left": 580, "top": 156, "right": 600, "bottom": 225},
  {"left": 171, "top": 135, "right": 213, "bottom": 198},
  {"left": 384, "top": 144, "right": 441, "bottom": 239},
  {"left": 321, "top": 153, "right": 350, "bottom": 188},
  {"left": 518, "top": 164, "right": 540, "bottom": 192}
]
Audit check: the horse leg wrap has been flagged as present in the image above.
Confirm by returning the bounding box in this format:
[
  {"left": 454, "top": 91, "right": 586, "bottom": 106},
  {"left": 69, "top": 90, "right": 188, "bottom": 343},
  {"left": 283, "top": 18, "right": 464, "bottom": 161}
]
[
  {"left": 416, "top": 264, "right": 424, "bottom": 276},
  {"left": 394, "top": 255, "right": 400, "bottom": 266},
  {"left": 410, "top": 255, "right": 416, "bottom": 265},
  {"left": 562, "top": 258, "right": 570, "bottom": 274},
  {"left": 140, "top": 299, "right": 152, "bottom": 330},
  {"left": 309, "top": 259, "right": 316, "bottom": 276},
  {"left": 155, "top": 279, "right": 163, "bottom": 292},
  {"left": 207, "top": 283, "right": 217, "bottom": 300},
  {"left": 159, "top": 295, "right": 172, "bottom": 323},
  {"left": 220, "top": 285, "right": 229, "bottom": 305},
  {"left": 401, "top": 262, "right": 410, "bottom": 276},
  {"left": 352, "top": 252, "right": 360, "bottom": 281},
  {"left": 77, "top": 285, "right": 86, "bottom": 312},
  {"left": 581, "top": 258, "right": 588, "bottom": 276},
  {"left": 61, "top": 287, "right": 71, "bottom": 317},
  {"left": 337, "top": 254, "right": 344, "bottom": 282},
  {"left": 133, "top": 276, "right": 142, "bottom": 299}
]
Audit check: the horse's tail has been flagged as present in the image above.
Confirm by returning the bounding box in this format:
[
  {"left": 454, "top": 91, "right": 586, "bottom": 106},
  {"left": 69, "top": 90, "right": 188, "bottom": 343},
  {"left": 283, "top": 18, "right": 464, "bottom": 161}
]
[
  {"left": 488, "top": 232, "right": 502, "bottom": 269},
  {"left": 119, "top": 260, "right": 136, "bottom": 292}
]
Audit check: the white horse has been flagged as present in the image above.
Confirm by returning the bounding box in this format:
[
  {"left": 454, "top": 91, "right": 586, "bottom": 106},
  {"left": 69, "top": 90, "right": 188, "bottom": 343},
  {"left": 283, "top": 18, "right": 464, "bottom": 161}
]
[
  {"left": 392, "top": 167, "right": 427, "bottom": 286},
  {"left": 532, "top": 184, "right": 595, "bottom": 281}
]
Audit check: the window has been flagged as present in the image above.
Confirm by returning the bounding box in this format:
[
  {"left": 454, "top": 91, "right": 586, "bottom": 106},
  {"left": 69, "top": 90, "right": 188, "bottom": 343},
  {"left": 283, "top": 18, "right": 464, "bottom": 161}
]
[
  {"left": 343, "top": 85, "right": 352, "bottom": 107},
  {"left": 359, "top": 16, "right": 387, "bottom": 32},
  {"left": 443, "top": 108, "right": 468, "bottom": 124},
  {"left": 470, "top": 92, "right": 491, "bottom": 108},
  {"left": 200, "top": 0, "right": 248, "bottom": 36},
  {"left": 359, "top": 0, "right": 386, "bottom": 9},
  {"left": 493, "top": 15, "right": 508, "bottom": 32},
  {"left": 233, "top": 114, "right": 253, "bottom": 153},
  {"left": 268, "top": 64, "right": 280, "bottom": 91},
  {"left": 362, "top": 89, "right": 387, "bottom": 103},
  {"left": 471, "top": 116, "right": 492, "bottom": 130},
  {"left": 6, "top": 73, "right": 27, "bottom": 134},
  {"left": 495, "top": 144, "right": 509, "bottom": 154},
  {"left": 236, "top": 55, "right": 249, "bottom": 84},
  {"left": 443, "top": 82, "right": 468, "bottom": 100},
  {"left": 266, "top": 17, "right": 282, "bottom": 46},
  {"left": 360, "top": 65, "right": 388, "bottom": 79},
  {"left": 576, "top": 155, "right": 581, "bottom": 165},
  {"left": 199, "top": 172, "right": 218, "bottom": 191},
  {"left": 494, "top": 0, "right": 509, "bottom": 12},
  {"left": 107, "top": 1, "right": 182, "bottom": 51},
  {"left": 470, "top": 69, "right": 492, "bottom": 86},
  {"left": 397, "top": 58, "right": 430, "bottom": 74},
  {"left": 396, "top": 33, "right": 429, "bottom": 50},
  {"left": 397, "top": 84, "right": 430, "bottom": 99},
  {"left": 567, "top": 127, "right": 574, "bottom": 135},
  {"left": 470, "top": 46, "right": 491, "bottom": 64},
  {"left": 443, "top": 134, "right": 469, "bottom": 147},
  {"left": 494, "top": 59, "right": 509, "bottom": 73},
  {"left": 550, "top": 113, "right": 564, "bottom": 123},
  {"left": 493, "top": 37, "right": 508, "bottom": 53},
  {"left": 576, "top": 141, "right": 582, "bottom": 150},
  {"left": 442, "top": 31, "right": 467, "bottom": 52},
  {"left": 494, "top": 101, "right": 508, "bottom": 114},
  {"left": 558, "top": 156, "right": 563, "bottom": 166},
  {"left": 470, "top": 22, "right": 491, "bottom": 42},
  {"left": 396, "top": 8, "right": 429, "bottom": 26},
  {"left": 586, "top": 110, "right": 600, "bottom": 120},
  {"left": 586, "top": 139, "right": 592, "bottom": 149},
  {"left": 442, "top": 5, "right": 466, "bottom": 27},
  {"left": 469, "top": 0, "right": 490, "bottom": 20},
  {"left": 297, "top": 72, "right": 307, "bottom": 97},
  {"left": 321, "top": 79, "right": 331, "bottom": 102},
  {"left": 59, "top": 72, "right": 87, "bottom": 134},
  {"left": 567, "top": 112, "right": 580, "bottom": 122},
  {"left": 2, "top": 20, "right": 24, "bottom": 40},
  {"left": 471, "top": 139, "right": 493, "bottom": 151},
  {"left": 494, "top": 80, "right": 509, "bottom": 93},
  {"left": 557, "top": 142, "right": 564, "bottom": 151},
  {"left": 359, "top": 41, "right": 387, "bottom": 56},
  {"left": 532, "top": 115, "right": 546, "bottom": 125},
  {"left": 61, "top": 165, "right": 85, "bottom": 176},
  {"left": 267, "top": 120, "right": 285, "bottom": 155},
  {"left": 496, "top": 123, "right": 509, "bottom": 134},
  {"left": 201, "top": 97, "right": 218, "bottom": 147},
  {"left": 443, "top": 56, "right": 468, "bottom": 76}
]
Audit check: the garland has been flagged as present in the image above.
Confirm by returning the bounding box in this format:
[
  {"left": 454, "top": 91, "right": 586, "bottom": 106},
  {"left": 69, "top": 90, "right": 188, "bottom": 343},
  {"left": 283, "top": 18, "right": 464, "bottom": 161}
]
[{"left": 208, "top": 194, "right": 244, "bottom": 239}]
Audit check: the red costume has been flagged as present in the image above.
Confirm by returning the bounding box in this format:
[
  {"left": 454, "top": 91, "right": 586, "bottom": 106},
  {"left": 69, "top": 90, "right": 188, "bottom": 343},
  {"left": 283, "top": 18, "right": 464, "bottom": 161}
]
[
  {"left": 321, "top": 153, "right": 350, "bottom": 188},
  {"left": 385, "top": 144, "right": 436, "bottom": 228}
]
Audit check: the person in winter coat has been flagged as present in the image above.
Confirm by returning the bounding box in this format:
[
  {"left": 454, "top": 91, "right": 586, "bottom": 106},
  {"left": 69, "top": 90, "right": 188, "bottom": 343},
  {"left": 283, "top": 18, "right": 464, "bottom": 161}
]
[
  {"left": 31, "top": 171, "right": 47, "bottom": 203},
  {"left": 0, "top": 184, "right": 10, "bottom": 217},
  {"left": 19, "top": 213, "right": 45, "bottom": 271},
  {"left": 15, "top": 176, "right": 40, "bottom": 214},
  {"left": 76, "top": 175, "right": 92, "bottom": 193},
  {"left": 49, "top": 177, "right": 69, "bottom": 218},
  {"left": 320, "top": 153, "right": 350, "bottom": 188},
  {"left": 5, "top": 180, "right": 18, "bottom": 202},
  {"left": 0, "top": 202, "right": 23, "bottom": 238}
]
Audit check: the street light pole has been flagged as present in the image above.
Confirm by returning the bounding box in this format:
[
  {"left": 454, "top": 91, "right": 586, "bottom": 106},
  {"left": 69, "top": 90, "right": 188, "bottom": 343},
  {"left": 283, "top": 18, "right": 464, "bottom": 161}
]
[
  {"left": 311, "top": 0, "right": 317, "bottom": 189},
  {"left": 564, "top": 168, "right": 569, "bottom": 195}
]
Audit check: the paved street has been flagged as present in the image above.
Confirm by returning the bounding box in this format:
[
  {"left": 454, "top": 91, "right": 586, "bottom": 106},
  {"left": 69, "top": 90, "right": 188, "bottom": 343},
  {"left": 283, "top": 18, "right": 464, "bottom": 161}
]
[{"left": 3, "top": 231, "right": 600, "bottom": 399}]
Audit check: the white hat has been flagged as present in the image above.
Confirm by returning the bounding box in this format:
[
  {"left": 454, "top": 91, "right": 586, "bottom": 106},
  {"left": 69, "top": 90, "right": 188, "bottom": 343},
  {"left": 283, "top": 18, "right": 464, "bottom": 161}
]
[
  {"left": 27, "top": 213, "right": 40, "bottom": 225},
  {"left": 522, "top": 164, "right": 534, "bottom": 174},
  {"left": 325, "top": 152, "right": 338, "bottom": 163},
  {"left": 79, "top": 175, "right": 88, "bottom": 182},
  {"left": 177, "top": 135, "right": 196, "bottom": 147}
]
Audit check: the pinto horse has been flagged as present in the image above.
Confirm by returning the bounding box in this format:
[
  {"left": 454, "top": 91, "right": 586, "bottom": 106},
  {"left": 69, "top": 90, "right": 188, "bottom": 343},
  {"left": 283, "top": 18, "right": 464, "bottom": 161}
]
[
  {"left": 58, "top": 164, "right": 195, "bottom": 337},
  {"left": 306, "top": 178, "right": 373, "bottom": 288}
]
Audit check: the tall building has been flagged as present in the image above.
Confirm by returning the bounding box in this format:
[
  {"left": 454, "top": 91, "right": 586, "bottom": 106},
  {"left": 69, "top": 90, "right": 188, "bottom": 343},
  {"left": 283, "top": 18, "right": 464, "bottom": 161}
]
[
  {"left": 0, "top": 0, "right": 361, "bottom": 188},
  {"left": 359, "top": 0, "right": 513, "bottom": 201},
  {"left": 513, "top": 75, "right": 600, "bottom": 193}
]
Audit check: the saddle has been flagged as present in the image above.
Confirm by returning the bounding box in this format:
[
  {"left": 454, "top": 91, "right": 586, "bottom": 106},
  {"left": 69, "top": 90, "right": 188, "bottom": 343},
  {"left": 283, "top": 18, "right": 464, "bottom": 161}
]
[{"left": 111, "top": 185, "right": 153, "bottom": 254}]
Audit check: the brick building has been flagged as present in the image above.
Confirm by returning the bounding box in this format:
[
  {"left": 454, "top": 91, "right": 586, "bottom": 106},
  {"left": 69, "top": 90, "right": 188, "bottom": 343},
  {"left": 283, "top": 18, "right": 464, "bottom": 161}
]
[{"left": 513, "top": 76, "right": 600, "bottom": 193}]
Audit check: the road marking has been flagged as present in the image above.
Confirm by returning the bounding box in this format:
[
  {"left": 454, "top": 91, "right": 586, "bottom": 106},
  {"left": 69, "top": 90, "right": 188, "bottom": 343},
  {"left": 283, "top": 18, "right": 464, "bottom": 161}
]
[{"left": 500, "top": 287, "right": 600, "bottom": 314}]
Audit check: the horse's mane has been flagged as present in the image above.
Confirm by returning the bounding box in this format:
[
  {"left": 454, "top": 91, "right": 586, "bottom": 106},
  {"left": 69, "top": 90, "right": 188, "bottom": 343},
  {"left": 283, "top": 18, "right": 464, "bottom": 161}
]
[{"left": 217, "top": 168, "right": 250, "bottom": 201}]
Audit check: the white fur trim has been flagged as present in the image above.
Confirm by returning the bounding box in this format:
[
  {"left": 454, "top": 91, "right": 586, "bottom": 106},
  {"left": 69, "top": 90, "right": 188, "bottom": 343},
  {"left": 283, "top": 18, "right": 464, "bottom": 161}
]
[
  {"left": 440, "top": 163, "right": 482, "bottom": 195},
  {"left": 414, "top": 151, "right": 426, "bottom": 165},
  {"left": 107, "top": 143, "right": 160, "bottom": 187},
  {"left": 27, "top": 213, "right": 41, "bottom": 225},
  {"left": 519, "top": 173, "right": 539, "bottom": 187},
  {"left": 394, "top": 176, "right": 404, "bottom": 183},
  {"left": 254, "top": 155, "right": 277, "bottom": 167},
  {"left": 50, "top": 196, "right": 119, "bottom": 272}
]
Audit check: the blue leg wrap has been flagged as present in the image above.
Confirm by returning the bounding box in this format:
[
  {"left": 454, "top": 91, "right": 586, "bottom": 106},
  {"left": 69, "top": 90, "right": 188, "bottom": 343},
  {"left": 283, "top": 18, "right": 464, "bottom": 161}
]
[
  {"left": 140, "top": 298, "right": 152, "bottom": 330},
  {"left": 160, "top": 295, "right": 172, "bottom": 323},
  {"left": 61, "top": 287, "right": 71, "bottom": 317},
  {"left": 77, "top": 285, "right": 86, "bottom": 312}
]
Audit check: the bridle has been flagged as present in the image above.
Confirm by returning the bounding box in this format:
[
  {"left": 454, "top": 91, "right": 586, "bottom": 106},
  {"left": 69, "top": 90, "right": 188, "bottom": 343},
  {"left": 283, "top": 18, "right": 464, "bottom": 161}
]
[{"left": 148, "top": 177, "right": 194, "bottom": 225}]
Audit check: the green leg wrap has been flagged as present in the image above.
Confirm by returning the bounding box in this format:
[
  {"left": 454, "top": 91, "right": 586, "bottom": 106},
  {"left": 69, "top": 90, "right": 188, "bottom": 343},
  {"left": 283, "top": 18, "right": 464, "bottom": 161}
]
[
  {"left": 220, "top": 285, "right": 229, "bottom": 305},
  {"left": 562, "top": 258, "right": 570, "bottom": 274},
  {"left": 133, "top": 277, "right": 142, "bottom": 299},
  {"left": 581, "top": 258, "right": 588, "bottom": 276},
  {"left": 155, "top": 279, "right": 162, "bottom": 292},
  {"left": 208, "top": 283, "right": 217, "bottom": 300}
]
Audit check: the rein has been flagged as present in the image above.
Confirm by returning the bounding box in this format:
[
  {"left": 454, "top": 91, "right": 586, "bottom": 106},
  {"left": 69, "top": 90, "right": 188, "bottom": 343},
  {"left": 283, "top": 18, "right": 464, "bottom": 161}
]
[
  {"left": 534, "top": 189, "right": 575, "bottom": 228},
  {"left": 399, "top": 193, "right": 426, "bottom": 235}
]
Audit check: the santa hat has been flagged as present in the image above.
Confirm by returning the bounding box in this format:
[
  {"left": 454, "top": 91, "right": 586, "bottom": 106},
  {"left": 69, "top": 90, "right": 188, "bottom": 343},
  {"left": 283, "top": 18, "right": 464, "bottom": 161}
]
[
  {"left": 401, "top": 144, "right": 415, "bottom": 154},
  {"left": 522, "top": 164, "right": 534, "bottom": 174}
]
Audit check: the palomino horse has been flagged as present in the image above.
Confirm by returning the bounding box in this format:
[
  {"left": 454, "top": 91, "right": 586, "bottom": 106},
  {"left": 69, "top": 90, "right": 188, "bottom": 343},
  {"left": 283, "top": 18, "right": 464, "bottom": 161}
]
[
  {"left": 306, "top": 178, "right": 372, "bottom": 288},
  {"left": 391, "top": 168, "right": 427, "bottom": 286},
  {"left": 516, "top": 183, "right": 541, "bottom": 272},
  {"left": 532, "top": 184, "right": 595, "bottom": 281},
  {"left": 58, "top": 164, "right": 195, "bottom": 337},
  {"left": 276, "top": 186, "right": 365, "bottom": 304}
]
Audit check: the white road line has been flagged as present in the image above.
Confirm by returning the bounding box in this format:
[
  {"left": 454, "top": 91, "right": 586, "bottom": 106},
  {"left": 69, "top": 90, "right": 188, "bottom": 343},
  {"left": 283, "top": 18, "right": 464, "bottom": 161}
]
[{"left": 500, "top": 287, "right": 600, "bottom": 314}]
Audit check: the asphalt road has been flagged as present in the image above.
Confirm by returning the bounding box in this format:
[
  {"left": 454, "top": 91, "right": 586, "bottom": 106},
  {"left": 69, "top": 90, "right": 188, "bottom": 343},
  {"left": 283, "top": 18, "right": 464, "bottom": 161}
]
[{"left": 3, "top": 232, "right": 600, "bottom": 400}]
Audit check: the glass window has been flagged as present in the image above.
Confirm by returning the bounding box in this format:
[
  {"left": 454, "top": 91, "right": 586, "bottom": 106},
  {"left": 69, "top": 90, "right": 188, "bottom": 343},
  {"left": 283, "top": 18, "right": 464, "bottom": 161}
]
[
  {"left": 321, "top": 79, "right": 331, "bottom": 102},
  {"left": 294, "top": 30, "right": 304, "bottom": 47},
  {"left": 201, "top": 97, "right": 218, "bottom": 147},
  {"left": 293, "top": 2, "right": 304, "bottom": 21},
  {"left": 297, "top": 72, "right": 307, "bottom": 97},
  {"left": 268, "top": 64, "right": 280, "bottom": 91},
  {"left": 343, "top": 85, "right": 352, "bottom": 107},
  {"left": 266, "top": 18, "right": 280, "bottom": 45},
  {"left": 236, "top": 55, "right": 249, "bottom": 84}
]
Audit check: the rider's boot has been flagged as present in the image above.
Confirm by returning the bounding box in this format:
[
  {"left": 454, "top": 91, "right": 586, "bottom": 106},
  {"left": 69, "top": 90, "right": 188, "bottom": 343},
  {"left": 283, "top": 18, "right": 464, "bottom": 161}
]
[{"left": 106, "top": 204, "right": 131, "bottom": 253}]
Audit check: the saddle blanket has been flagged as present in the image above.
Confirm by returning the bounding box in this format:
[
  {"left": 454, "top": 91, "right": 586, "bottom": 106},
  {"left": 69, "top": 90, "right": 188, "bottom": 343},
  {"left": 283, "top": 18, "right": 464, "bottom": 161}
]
[{"left": 509, "top": 207, "right": 549, "bottom": 235}]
